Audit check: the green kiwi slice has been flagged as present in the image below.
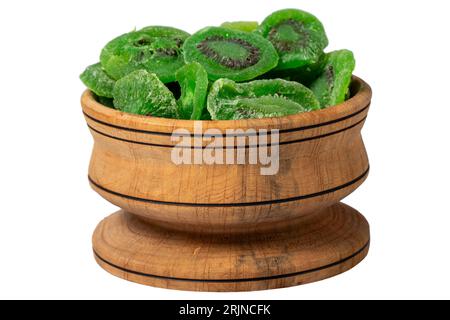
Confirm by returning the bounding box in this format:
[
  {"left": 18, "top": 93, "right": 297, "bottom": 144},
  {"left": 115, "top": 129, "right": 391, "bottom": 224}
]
[
  {"left": 207, "top": 78, "right": 320, "bottom": 120},
  {"left": 257, "top": 9, "right": 328, "bottom": 70},
  {"left": 220, "top": 21, "right": 259, "bottom": 33},
  {"left": 100, "top": 26, "right": 190, "bottom": 83},
  {"left": 113, "top": 70, "right": 177, "bottom": 118},
  {"left": 183, "top": 27, "right": 279, "bottom": 82},
  {"left": 80, "top": 63, "right": 115, "bottom": 98},
  {"left": 175, "top": 62, "right": 209, "bottom": 120},
  {"left": 309, "top": 49, "right": 355, "bottom": 108}
]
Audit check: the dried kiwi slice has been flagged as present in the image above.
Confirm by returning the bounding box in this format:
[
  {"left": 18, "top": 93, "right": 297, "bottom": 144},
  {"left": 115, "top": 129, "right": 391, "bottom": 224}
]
[
  {"left": 80, "top": 63, "right": 115, "bottom": 98},
  {"left": 100, "top": 26, "right": 190, "bottom": 83},
  {"left": 175, "top": 62, "right": 209, "bottom": 120},
  {"left": 207, "top": 78, "right": 320, "bottom": 120},
  {"left": 220, "top": 21, "right": 259, "bottom": 33},
  {"left": 183, "top": 27, "right": 278, "bottom": 82},
  {"left": 113, "top": 70, "right": 177, "bottom": 118},
  {"left": 257, "top": 9, "right": 328, "bottom": 70},
  {"left": 310, "top": 50, "right": 355, "bottom": 108}
]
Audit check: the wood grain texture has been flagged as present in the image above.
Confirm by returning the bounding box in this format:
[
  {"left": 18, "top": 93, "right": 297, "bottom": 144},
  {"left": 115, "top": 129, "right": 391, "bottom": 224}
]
[
  {"left": 93, "top": 203, "right": 369, "bottom": 291},
  {"left": 81, "top": 76, "right": 372, "bottom": 290}
]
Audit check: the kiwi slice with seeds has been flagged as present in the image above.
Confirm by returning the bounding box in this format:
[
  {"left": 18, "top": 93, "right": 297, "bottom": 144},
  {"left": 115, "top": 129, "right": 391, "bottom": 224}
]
[
  {"left": 100, "top": 26, "right": 190, "bottom": 83},
  {"left": 257, "top": 9, "right": 328, "bottom": 71},
  {"left": 183, "top": 27, "right": 278, "bottom": 82},
  {"left": 309, "top": 49, "right": 355, "bottom": 108}
]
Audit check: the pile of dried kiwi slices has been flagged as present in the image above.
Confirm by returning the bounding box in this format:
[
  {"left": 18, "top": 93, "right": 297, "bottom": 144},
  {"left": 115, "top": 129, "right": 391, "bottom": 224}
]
[{"left": 80, "top": 8, "right": 356, "bottom": 120}]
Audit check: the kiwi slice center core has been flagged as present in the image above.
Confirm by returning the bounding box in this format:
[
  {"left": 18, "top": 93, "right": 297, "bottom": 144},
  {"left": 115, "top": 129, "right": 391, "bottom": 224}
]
[
  {"left": 196, "top": 36, "right": 261, "bottom": 70},
  {"left": 208, "top": 41, "right": 249, "bottom": 60},
  {"left": 268, "top": 19, "right": 309, "bottom": 52}
]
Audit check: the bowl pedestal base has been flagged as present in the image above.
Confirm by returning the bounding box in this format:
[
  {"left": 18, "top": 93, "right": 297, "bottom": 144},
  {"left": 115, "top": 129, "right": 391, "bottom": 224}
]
[{"left": 92, "top": 202, "right": 369, "bottom": 291}]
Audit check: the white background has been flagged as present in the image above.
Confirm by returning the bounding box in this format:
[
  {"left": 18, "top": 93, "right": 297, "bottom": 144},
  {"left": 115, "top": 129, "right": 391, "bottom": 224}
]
[{"left": 1, "top": 0, "right": 449, "bottom": 300}]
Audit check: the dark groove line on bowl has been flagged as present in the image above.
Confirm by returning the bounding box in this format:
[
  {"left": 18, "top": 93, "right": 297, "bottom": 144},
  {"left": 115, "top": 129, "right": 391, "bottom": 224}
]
[
  {"left": 87, "top": 124, "right": 177, "bottom": 148},
  {"left": 83, "top": 103, "right": 370, "bottom": 138},
  {"left": 87, "top": 116, "right": 367, "bottom": 149},
  {"left": 88, "top": 166, "right": 369, "bottom": 207},
  {"left": 93, "top": 240, "right": 369, "bottom": 283}
]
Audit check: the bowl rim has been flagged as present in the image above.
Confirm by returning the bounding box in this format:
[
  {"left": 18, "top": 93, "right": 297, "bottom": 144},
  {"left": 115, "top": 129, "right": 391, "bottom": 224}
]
[{"left": 81, "top": 75, "right": 371, "bottom": 134}]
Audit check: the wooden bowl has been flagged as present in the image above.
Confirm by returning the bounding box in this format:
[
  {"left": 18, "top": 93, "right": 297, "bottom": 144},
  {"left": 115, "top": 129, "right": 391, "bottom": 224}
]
[{"left": 81, "top": 76, "right": 372, "bottom": 291}]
